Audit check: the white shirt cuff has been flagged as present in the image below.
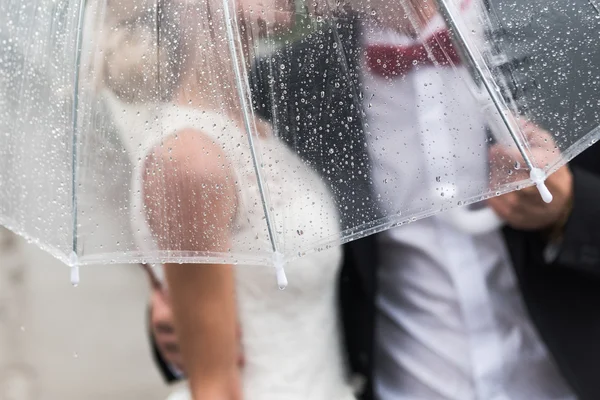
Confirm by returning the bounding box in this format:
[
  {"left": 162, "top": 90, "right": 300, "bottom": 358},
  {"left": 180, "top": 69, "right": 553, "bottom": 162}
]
[{"left": 543, "top": 238, "right": 563, "bottom": 264}]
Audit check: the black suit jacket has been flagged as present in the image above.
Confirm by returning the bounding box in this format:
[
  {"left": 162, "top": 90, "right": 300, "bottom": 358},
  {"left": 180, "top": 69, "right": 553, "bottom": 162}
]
[{"left": 153, "top": 4, "right": 600, "bottom": 399}]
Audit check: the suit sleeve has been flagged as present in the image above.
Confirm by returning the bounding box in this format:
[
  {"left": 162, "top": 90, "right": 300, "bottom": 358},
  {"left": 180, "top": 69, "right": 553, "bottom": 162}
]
[
  {"left": 484, "top": 5, "right": 600, "bottom": 276},
  {"left": 550, "top": 165, "right": 600, "bottom": 275}
]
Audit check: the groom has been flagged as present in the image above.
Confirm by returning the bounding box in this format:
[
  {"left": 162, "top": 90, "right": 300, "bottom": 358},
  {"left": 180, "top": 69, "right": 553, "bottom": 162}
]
[{"left": 148, "top": 0, "right": 600, "bottom": 399}]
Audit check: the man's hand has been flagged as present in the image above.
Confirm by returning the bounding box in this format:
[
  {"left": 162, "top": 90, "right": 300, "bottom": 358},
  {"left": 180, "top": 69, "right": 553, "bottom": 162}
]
[
  {"left": 487, "top": 120, "right": 574, "bottom": 232},
  {"left": 487, "top": 165, "right": 573, "bottom": 231}
]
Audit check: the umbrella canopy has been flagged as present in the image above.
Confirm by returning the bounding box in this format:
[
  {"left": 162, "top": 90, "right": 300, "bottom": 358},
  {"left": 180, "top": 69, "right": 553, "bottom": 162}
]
[{"left": 0, "top": 0, "right": 598, "bottom": 287}]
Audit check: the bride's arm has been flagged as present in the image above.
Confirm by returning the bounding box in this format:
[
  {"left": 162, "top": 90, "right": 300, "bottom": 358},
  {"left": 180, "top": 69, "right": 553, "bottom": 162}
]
[{"left": 143, "top": 128, "right": 241, "bottom": 400}]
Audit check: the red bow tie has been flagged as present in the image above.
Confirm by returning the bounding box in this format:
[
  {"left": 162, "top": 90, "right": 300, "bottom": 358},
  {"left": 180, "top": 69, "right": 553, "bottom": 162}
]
[{"left": 366, "top": 29, "right": 462, "bottom": 79}]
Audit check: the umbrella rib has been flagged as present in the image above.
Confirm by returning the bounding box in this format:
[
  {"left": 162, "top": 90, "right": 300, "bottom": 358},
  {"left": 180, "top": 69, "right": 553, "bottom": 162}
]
[
  {"left": 156, "top": 0, "right": 162, "bottom": 99},
  {"left": 68, "top": 0, "right": 88, "bottom": 285},
  {"left": 222, "top": 0, "right": 288, "bottom": 289}
]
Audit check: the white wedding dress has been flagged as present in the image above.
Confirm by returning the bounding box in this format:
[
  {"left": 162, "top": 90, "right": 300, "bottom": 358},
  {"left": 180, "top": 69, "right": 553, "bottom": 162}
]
[{"left": 105, "top": 93, "right": 356, "bottom": 400}]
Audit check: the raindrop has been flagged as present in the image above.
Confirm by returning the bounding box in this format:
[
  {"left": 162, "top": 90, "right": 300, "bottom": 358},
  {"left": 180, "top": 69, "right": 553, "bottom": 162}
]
[
  {"left": 73, "top": 352, "right": 79, "bottom": 359},
  {"left": 514, "top": 161, "right": 521, "bottom": 170},
  {"left": 296, "top": 229, "right": 304, "bottom": 236},
  {"left": 435, "top": 176, "right": 441, "bottom": 182}
]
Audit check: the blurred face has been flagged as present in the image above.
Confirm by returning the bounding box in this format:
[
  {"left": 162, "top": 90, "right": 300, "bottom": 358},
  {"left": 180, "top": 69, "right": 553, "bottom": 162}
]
[
  {"left": 237, "top": 0, "right": 295, "bottom": 34},
  {"left": 154, "top": 0, "right": 295, "bottom": 109},
  {"left": 168, "top": 0, "right": 294, "bottom": 36},
  {"left": 344, "top": 0, "right": 438, "bottom": 34}
]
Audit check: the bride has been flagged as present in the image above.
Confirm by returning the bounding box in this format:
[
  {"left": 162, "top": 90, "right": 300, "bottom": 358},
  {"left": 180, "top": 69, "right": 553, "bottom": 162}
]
[{"left": 94, "top": 0, "right": 355, "bottom": 399}]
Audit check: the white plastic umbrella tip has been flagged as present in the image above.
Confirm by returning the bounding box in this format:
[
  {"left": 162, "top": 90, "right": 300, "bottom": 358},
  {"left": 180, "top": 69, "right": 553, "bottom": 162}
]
[{"left": 530, "top": 168, "right": 553, "bottom": 204}]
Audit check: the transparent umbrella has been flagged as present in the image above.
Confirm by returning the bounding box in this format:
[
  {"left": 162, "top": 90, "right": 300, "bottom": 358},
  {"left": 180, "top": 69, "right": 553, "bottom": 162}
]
[{"left": 0, "top": 0, "right": 598, "bottom": 288}]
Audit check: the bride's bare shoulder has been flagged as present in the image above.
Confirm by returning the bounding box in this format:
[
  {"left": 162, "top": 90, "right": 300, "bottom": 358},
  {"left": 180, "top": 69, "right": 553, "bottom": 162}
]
[{"left": 141, "top": 127, "right": 237, "bottom": 250}]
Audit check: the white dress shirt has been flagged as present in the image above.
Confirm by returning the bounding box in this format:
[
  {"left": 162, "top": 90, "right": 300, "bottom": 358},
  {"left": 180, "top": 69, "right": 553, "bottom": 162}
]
[{"left": 363, "top": 11, "right": 575, "bottom": 400}]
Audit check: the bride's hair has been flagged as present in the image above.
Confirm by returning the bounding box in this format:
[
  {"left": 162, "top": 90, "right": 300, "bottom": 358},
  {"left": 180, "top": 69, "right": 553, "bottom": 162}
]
[{"left": 92, "top": 0, "right": 183, "bottom": 103}]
